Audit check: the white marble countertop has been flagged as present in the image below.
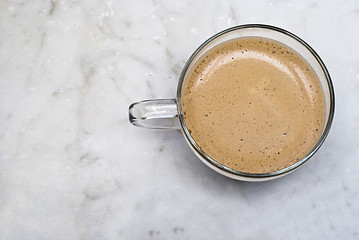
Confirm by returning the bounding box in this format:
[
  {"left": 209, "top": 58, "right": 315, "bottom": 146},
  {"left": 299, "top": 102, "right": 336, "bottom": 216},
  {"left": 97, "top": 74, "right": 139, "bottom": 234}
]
[{"left": 0, "top": 0, "right": 358, "bottom": 239}]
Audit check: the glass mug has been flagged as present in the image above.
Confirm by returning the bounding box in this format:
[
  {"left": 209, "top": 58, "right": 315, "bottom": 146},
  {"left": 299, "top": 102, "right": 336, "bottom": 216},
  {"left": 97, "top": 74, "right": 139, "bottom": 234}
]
[{"left": 129, "top": 24, "right": 335, "bottom": 181}]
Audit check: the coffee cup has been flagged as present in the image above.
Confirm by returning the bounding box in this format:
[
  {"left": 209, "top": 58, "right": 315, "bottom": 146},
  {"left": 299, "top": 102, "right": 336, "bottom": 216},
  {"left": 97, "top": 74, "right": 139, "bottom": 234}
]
[{"left": 129, "top": 24, "right": 334, "bottom": 181}]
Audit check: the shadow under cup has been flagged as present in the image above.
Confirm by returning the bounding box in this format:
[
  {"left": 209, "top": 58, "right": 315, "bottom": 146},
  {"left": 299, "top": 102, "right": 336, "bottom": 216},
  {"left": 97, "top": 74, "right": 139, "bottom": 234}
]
[{"left": 130, "top": 24, "right": 335, "bottom": 181}]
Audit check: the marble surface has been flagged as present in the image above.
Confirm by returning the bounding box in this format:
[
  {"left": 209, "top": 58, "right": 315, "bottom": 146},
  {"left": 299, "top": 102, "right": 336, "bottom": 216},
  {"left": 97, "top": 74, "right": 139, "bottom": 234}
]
[{"left": 0, "top": 0, "right": 358, "bottom": 239}]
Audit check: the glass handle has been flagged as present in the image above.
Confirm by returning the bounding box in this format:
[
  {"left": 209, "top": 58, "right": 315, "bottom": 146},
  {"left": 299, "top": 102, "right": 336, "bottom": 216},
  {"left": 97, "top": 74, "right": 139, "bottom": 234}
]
[{"left": 129, "top": 99, "right": 180, "bottom": 129}]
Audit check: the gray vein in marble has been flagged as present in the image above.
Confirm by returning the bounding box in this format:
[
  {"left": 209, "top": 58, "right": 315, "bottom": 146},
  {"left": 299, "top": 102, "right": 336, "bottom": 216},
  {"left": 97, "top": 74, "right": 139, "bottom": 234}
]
[{"left": 48, "top": 0, "right": 57, "bottom": 16}]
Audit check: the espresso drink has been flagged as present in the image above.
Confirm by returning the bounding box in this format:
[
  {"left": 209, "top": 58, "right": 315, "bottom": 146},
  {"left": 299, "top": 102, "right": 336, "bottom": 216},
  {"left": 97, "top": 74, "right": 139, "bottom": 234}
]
[{"left": 181, "top": 37, "right": 325, "bottom": 174}]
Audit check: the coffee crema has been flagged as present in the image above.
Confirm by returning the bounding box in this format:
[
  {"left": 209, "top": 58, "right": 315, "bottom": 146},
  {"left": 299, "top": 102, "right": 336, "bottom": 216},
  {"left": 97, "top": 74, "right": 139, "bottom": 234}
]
[{"left": 181, "top": 37, "right": 325, "bottom": 174}]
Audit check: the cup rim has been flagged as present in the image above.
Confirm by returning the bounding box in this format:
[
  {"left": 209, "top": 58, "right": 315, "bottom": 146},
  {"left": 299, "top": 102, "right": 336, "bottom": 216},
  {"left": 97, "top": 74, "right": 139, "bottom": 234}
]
[{"left": 176, "top": 24, "right": 335, "bottom": 180}]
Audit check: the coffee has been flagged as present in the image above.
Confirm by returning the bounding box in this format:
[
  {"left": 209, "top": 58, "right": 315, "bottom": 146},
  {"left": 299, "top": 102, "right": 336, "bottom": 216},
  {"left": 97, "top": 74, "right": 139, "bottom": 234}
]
[{"left": 181, "top": 37, "right": 325, "bottom": 174}]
